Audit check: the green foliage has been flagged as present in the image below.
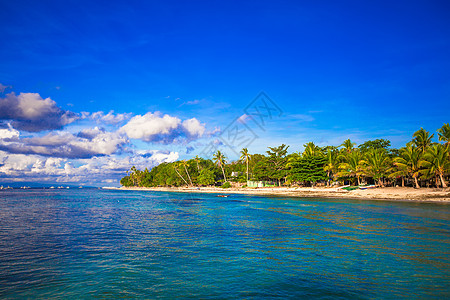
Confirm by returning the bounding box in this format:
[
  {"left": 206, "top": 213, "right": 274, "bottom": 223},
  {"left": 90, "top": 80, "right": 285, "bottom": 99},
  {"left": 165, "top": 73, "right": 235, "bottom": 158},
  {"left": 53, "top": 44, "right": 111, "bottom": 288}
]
[
  {"left": 266, "top": 144, "right": 289, "bottom": 185},
  {"left": 198, "top": 169, "right": 215, "bottom": 186},
  {"left": 420, "top": 143, "right": 450, "bottom": 188},
  {"left": 119, "top": 124, "right": 450, "bottom": 189},
  {"left": 288, "top": 155, "right": 327, "bottom": 186},
  {"left": 413, "top": 128, "right": 434, "bottom": 153},
  {"left": 120, "top": 176, "right": 132, "bottom": 187},
  {"left": 358, "top": 139, "right": 391, "bottom": 153},
  {"left": 340, "top": 139, "right": 356, "bottom": 153},
  {"left": 337, "top": 150, "right": 365, "bottom": 185},
  {"left": 213, "top": 150, "right": 228, "bottom": 182},
  {"left": 302, "top": 142, "right": 323, "bottom": 157},
  {"left": 362, "top": 149, "right": 391, "bottom": 186},
  {"left": 222, "top": 181, "right": 231, "bottom": 188},
  {"left": 253, "top": 157, "right": 271, "bottom": 181},
  {"left": 394, "top": 144, "right": 422, "bottom": 188}
]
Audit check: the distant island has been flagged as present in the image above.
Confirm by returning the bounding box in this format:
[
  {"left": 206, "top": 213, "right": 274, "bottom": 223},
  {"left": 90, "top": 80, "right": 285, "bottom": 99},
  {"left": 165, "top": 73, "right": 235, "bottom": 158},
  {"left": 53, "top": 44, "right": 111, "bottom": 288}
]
[{"left": 119, "top": 124, "right": 450, "bottom": 201}]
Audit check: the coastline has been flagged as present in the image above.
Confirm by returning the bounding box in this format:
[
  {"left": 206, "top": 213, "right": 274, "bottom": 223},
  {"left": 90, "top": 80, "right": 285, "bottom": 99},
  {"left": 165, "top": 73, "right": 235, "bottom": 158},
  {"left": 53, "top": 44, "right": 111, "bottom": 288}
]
[{"left": 109, "top": 186, "right": 450, "bottom": 203}]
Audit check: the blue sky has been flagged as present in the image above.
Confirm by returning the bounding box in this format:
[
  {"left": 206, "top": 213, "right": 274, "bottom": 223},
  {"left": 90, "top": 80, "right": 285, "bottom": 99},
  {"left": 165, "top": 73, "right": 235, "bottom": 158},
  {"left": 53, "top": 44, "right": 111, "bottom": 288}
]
[{"left": 0, "top": 0, "right": 449, "bottom": 185}]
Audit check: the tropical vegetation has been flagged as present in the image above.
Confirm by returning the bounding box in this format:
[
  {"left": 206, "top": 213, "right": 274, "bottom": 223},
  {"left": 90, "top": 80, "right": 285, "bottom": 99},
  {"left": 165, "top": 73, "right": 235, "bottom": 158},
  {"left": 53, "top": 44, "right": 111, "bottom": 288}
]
[{"left": 121, "top": 124, "right": 450, "bottom": 189}]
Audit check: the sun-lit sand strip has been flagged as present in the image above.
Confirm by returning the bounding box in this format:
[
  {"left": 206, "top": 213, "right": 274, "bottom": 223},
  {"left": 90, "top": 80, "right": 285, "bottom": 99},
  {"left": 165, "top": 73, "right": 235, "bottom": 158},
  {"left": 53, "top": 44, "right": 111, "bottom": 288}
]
[{"left": 110, "top": 186, "right": 450, "bottom": 202}]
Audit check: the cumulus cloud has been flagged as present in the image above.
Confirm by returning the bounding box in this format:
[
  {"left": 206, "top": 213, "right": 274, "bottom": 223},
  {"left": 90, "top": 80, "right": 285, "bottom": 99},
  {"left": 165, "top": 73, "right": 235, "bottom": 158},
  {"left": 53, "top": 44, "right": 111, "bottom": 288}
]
[
  {"left": 83, "top": 110, "right": 132, "bottom": 125},
  {"left": 0, "top": 123, "right": 20, "bottom": 139},
  {"left": 119, "top": 112, "right": 205, "bottom": 143},
  {"left": 0, "top": 128, "right": 128, "bottom": 159},
  {"left": 0, "top": 92, "right": 79, "bottom": 132},
  {"left": 182, "top": 118, "right": 205, "bottom": 138},
  {"left": 0, "top": 149, "right": 178, "bottom": 184}
]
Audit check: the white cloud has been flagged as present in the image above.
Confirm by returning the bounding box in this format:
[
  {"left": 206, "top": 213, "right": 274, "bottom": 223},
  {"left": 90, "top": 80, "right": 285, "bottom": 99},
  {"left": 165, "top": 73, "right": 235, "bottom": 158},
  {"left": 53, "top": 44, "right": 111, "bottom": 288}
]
[
  {"left": 119, "top": 112, "right": 205, "bottom": 143},
  {"left": 85, "top": 110, "right": 132, "bottom": 125},
  {"left": 0, "top": 123, "right": 20, "bottom": 139},
  {"left": 120, "top": 112, "right": 180, "bottom": 141},
  {"left": 0, "top": 128, "right": 128, "bottom": 158},
  {"left": 182, "top": 118, "right": 205, "bottom": 138},
  {"left": 0, "top": 149, "right": 179, "bottom": 184},
  {"left": 0, "top": 92, "right": 78, "bottom": 131}
]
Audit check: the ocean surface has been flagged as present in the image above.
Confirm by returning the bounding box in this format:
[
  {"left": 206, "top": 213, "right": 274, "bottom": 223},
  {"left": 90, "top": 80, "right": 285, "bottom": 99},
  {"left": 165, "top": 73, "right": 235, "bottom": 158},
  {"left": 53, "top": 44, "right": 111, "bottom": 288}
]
[{"left": 0, "top": 189, "right": 448, "bottom": 299}]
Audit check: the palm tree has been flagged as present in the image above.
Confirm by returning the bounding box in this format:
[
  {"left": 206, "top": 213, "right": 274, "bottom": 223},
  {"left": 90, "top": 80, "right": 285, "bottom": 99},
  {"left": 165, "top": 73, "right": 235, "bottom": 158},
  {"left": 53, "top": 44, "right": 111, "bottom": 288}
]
[
  {"left": 420, "top": 143, "right": 449, "bottom": 188},
  {"left": 389, "top": 163, "right": 408, "bottom": 187},
  {"left": 213, "top": 150, "right": 227, "bottom": 182},
  {"left": 182, "top": 160, "right": 193, "bottom": 186},
  {"left": 337, "top": 150, "right": 364, "bottom": 185},
  {"left": 437, "top": 123, "right": 450, "bottom": 152},
  {"left": 240, "top": 148, "right": 251, "bottom": 182},
  {"left": 130, "top": 166, "right": 138, "bottom": 186},
  {"left": 303, "top": 142, "right": 322, "bottom": 157},
  {"left": 389, "top": 152, "right": 408, "bottom": 187},
  {"left": 363, "top": 149, "right": 391, "bottom": 187},
  {"left": 323, "top": 147, "right": 339, "bottom": 186},
  {"left": 340, "top": 139, "right": 356, "bottom": 153},
  {"left": 194, "top": 155, "right": 201, "bottom": 172},
  {"left": 412, "top": 128, "right": 434, "bottom": 153},
  {"left": 394, "top": 144, "right": 422, "bottom": 188}
]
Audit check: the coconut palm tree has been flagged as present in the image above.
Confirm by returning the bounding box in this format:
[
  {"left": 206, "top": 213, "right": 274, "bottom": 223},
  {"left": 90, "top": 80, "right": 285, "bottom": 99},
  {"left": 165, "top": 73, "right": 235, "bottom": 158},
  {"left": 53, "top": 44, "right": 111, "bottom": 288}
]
[
  {"left": 340, "top": 139, "right": 356, "bottom": 153},
  {"left": 337, "top": 150, "right": 364, "bottom": 185},
  {"left": 194, "top": 155, "right": 202, "bottom": 172},
  {"left": 323, "top": 147, "right": 339, "bottom": 186},
  {"left": 394, "top": 144, "right": 422, "bottom": 188},
  {"left": 213, "top": 150, "right": 227, "bottom": 182},
  {"left": 412, "top": 128, "right": 434, "bottom": 154},
  {"left": 420, "top": 143, "right": 449, "bottom": 188},
  {"left": 303, "top": 142, "right": 322, "bottom": 157},
  {"left": 182, "top": 160, "right": 193, "bottom": 186},
  {"left": 437, "top": 123, "right": 450, "bottom": 152},
  {"left": 240, "top": 148, "right": 251, "bottom": 182},
  {"left": 363, "top": 149, "right": 391, "bottom": 187},
  {"left": 389, "top": 163, "right": 408, "bottom": 187}
]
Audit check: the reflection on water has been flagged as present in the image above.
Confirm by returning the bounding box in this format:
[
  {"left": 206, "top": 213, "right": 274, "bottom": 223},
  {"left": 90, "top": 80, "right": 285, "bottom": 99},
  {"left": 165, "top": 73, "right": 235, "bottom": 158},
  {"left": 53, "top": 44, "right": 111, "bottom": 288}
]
[{"left": 0, "top": 189, "right": 449, "bottom": 299}]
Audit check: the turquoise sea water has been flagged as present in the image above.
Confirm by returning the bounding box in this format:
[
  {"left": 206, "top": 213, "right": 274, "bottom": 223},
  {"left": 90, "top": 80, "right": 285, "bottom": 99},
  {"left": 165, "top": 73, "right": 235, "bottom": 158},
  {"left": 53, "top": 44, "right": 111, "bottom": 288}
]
[{"left": 0, "top": 189, "right": 449, "bottom": 299}]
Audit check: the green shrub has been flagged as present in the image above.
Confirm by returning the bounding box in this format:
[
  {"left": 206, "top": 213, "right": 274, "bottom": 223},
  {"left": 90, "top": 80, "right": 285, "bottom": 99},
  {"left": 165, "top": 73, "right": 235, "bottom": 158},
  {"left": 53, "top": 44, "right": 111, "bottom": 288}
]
[{"left": 222, "top": 181, "right": 231, "bottom": 188}]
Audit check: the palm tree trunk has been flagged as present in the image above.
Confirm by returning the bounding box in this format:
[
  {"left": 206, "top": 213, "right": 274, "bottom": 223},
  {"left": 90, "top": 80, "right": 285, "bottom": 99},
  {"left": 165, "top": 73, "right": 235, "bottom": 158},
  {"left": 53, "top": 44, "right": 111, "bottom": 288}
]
[
  {"left": 401, "top": 176, "right": 404, "bottom": 187},
  {"left": 414, "top": 175, "right": 420, "bottom": 189},
  {"left": 246, "top": 159, "right": 249, "bottom": 182},
  {"left": 357, "top": 176, "right": 360, "bottom": 185},
  {"left": 221, "top": 165, "right": 227, "bottom": 182},
  {"left": 439, "top": 173, "right": 447, "bottom": 188},
  {"left": 174, "top": 167, "right": 188, "bottom": 185},
  {"left": 184, "top": 165, "right": 193, "bottom": 186}
]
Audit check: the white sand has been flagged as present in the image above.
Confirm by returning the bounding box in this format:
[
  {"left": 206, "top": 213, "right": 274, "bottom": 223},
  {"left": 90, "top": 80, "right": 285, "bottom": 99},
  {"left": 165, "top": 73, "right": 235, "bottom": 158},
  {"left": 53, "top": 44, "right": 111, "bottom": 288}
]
[{"left": 110, "top": 186, "right": 450, "bottom": 202}]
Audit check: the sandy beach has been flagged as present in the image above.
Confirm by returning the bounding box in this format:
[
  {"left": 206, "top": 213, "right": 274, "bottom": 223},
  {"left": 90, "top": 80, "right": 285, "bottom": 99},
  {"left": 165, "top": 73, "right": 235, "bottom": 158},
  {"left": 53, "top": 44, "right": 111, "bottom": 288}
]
[{"left": 112, "top": 186, "right": 450, "bottom": 203}]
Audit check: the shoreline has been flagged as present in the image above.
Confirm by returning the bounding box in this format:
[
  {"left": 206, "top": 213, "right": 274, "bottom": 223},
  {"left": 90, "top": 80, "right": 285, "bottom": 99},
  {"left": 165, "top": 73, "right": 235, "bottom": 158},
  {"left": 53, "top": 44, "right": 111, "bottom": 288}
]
[{"left": 108, "top": 186, "right": 450, "bottom": 203}]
